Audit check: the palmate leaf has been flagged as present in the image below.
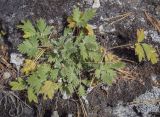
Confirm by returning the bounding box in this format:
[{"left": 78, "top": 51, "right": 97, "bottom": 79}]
[
  {"left": 10, "top": 77, "right": 26, "bottom": 90},
  {"left": 135, "top": 43, "right": 145, "bottom": 62},
  {"left": 78, "top": 85, "right": 86, "bottom": 96},
  {"left": 101, "top": 69, "right": 117, "bottom": 85},
  {"left": 40, "top": 80, "right": 59, "bottom": 100},
  {"left": 18, "top": 37, "right": 39, "bottom": 57},
  {"left": 22, "top": 59, "right": 36, "bottom": 74},
  {"left": 88, "top": 51, "right": 101, "bottom": 62},
  {"left": 137, "top": 29, "right": 145, "bottom": 43},
  {"left": 27, "top": 87, "right": 38, "bottom": 103},
  {"left": 27, "top": 73, "right": 43, "bottom": 93},
  {"left": 37, "top": 18, "right": 47, "bottom": 33},
  {"left": 36, "top": 64, "right": 51, "bottom": 79},
  {"left": 109, "top": 61, "right": 126, "bottom": 69},
  {"left": 81, "top": 9, "right": 96, "bottom": 23},
  {"left": 72, "top": 7, "right": 81, "bottom": 24},
  {"left": 85, "top": 24, "right": 94, "bottom": 36},
  {"left": 142, "top": 43, "right": 159, "bottom": 64},
  {"left": 50, "top": 69, "right": 59, "bottom": 80},
  {"left": 83, "top": 35, "right": 98, "bottom": 51},
  {"left": 67, "top": 17, "right": 76, "bottom": 28},
  {"left": 79, "top": 43, "right": 88, "bottom": 60},
  {"left": 17, "top": 20, "right": 36, "bottom": 38}
]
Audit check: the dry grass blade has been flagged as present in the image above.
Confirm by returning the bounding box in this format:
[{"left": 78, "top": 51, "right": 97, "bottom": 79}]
[
  {"left": 144, "top": 11, "right": 160, "bottom": 32},
  {"left": 104, "top": 12, "right": 132, "bottom": 25},
  {"left": 79, "top": 97, "right": 88, "bottom": 117}
]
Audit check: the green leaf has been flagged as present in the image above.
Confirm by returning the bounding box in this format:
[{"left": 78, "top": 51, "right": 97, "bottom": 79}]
[
  {"left": 135, "top": 43, "right": 145, "bottom": 62},
  {"left": 142, "top": 43, "right": 159, "bottom": 64},
  {"left": 110, "top": 61, "right": 126, "bottom": 69},
  {"left": 27, "top": 87, "right": 38, "bottom": 103},
  {"left": 137, "top": 29, "right": 145, "bottom": 43},
  {"left": 36, "top": 18, "right": 47, "bottom": 33},
  {"left": 18, "top": 37, "right": 39, "bottom": 57},
  {"left": 37, "top": 64, "right": 51, "bottom": 79},
  {"left": 79, "top": 43, "right": 88, "bottom": 60},
  {"left": 50, "top": 69, "right": 59, "bottom": 80},
  {"left": 43, "top": 26, "right": 53, "bottom": 36},
  {"left": 101, "top": 70, "right": 116, "bottom": 86},
  {"left": 66, "top": 84, "right": 74, "bottom": 94},
  {"left": 72, "top": 7, "right": 81, "bottom": 24},
  {"left": 40, "top": 81, "right": 59, "bottom": 100},
  {"left": 10, "top": 78, "right": 26, "bottom": 90},
  {"left": 88, "top": 51, "right": 101, "bottom": 62},
  {"left": 78, "top": 85, "right": 86, "bottom": 96},
  {"left": 81, "top": 9, "right": 96, "bottom": 23},
  {"left": 27, "top": 74, "right": 43, "bottom": 92},
  {"left": 63, "top": 28, "right": 72, "bottom": 37},
  {"left": 37, "top": 18, "right": 53, "bottom": 37},
  {"left": 17, "top": 20, "right": 36, "bottom": 38},
  {"left": 95, "top": 69, "right": 101, "bottom": 79}
]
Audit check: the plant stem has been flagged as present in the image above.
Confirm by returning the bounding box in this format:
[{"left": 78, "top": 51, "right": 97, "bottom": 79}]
[{"left": 106, "top": 43, "right": 133, "bottom": 51}]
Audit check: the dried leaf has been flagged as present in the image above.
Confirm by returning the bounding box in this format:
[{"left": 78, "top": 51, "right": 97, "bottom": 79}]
[
  {"left": 67, "top": 17, "right": 76, "bottom": 28},
  {"left": 85, "top": 24, "right": 94, "bottom": 35}
]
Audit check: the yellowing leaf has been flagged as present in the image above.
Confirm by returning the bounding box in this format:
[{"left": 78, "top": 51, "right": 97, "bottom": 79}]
[
  {"left": 105, "top": 52, "right": 120, "bottom": 62},
  {"left": 137, "top": 29, "right": 145, "bottom": 42},
  {"left": 68, "top": 21, "right": 76, "bottom": 28},
  {"left": 142, "top": 43, "right": 159, "bottom": 64},
  {"left": 40, "top": 81, "right": 59, "bottom": 100},
  {"left": 135, "top": 43, "right": 145, "bottom": 62},
  {"left": 85, "top": 24, "right": 94, "bottom": 35},
  {"left": 100, "top": 46, "right": 106, "bottom": 53},
  {"left": 67, "top": 17, "right": 76, "bottom": 28},
  {"left": 22, "top": 59, "right": 36, "bottom": 74}
]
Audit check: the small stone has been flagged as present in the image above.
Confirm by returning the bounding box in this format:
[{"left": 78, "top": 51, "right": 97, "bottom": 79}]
[
  {"left": 3, "top": 72, "right": 11, "bottom": 79},
  {"left": 87, "top": 87, "right": 94, "bottom": 93},
  {"left": 92, "top": 0, "right": 100, "bottom": 9},
  {"left": 68, "top": 114, "right": 73, "bottom": 117},
  {"left": 62, "top": 91, "right": 70, "bottom": 100},
  {"left": 84, "top": 0, "right": 93, "bottom": 5},
  {"left": 149, "top": 30, "right": 160, "bottom": 43},
  {"left": 82, "top": 96, "right": 89, "bottom": 105},
  {"left": 10, "top": 53, "right": 24, "bottom": 71},
  {"left": 51, "top": 111, "right": 59, "bottom": 117}
]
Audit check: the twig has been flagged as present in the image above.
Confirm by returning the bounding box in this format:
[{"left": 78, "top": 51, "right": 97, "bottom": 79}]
[
  {"left": 8, "top": 91, "right": 32, "bottom": 110},
  {"left": 79, "top": 97, "right": 88, "bottom": 117},
  {"left": 116, "top": 69, "right": 135, "bottom": 79},
  {"left": 144, "top": 11, "right": 160, "bottom": 32},
  {"left": 106, "top": 43, "right": 133, "bottom": 51},
  {"left": 110, "top": 12, "right": 132, "bottom": 25},
  {"left": 130, "top": 99, "right": 160, "bottom": 105},
  {"left": 120, "top": 58, "right": 136, "bottom": 64},
  {"left": 104, "top": 12, "right": 132, "bottom": 21}
]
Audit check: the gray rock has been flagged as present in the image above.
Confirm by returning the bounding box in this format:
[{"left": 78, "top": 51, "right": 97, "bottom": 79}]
[
  {"left": 51, "top": 111, "right": 59, "bottom": 117},
  {"left": 132, "top": 87, "right": 160, "bottom": 116}
]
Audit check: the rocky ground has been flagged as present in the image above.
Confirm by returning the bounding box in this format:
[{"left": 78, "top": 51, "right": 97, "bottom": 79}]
[{"left": 0, "top": 0, "right": 160, "bottom": 117}]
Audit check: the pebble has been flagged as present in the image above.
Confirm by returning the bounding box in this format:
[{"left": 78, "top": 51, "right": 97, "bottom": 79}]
[
  {"left": 92, "top": 0, "right": 101, "bottom": 8},
  {"left": 51, "top": 111, "right": 59, "bottom": 117},
  {"left": 3, "top": 72, "right": 11, "bottom": 79},
  {"left": 10, "top": 53, "right": 24, "bottom": 71}
]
